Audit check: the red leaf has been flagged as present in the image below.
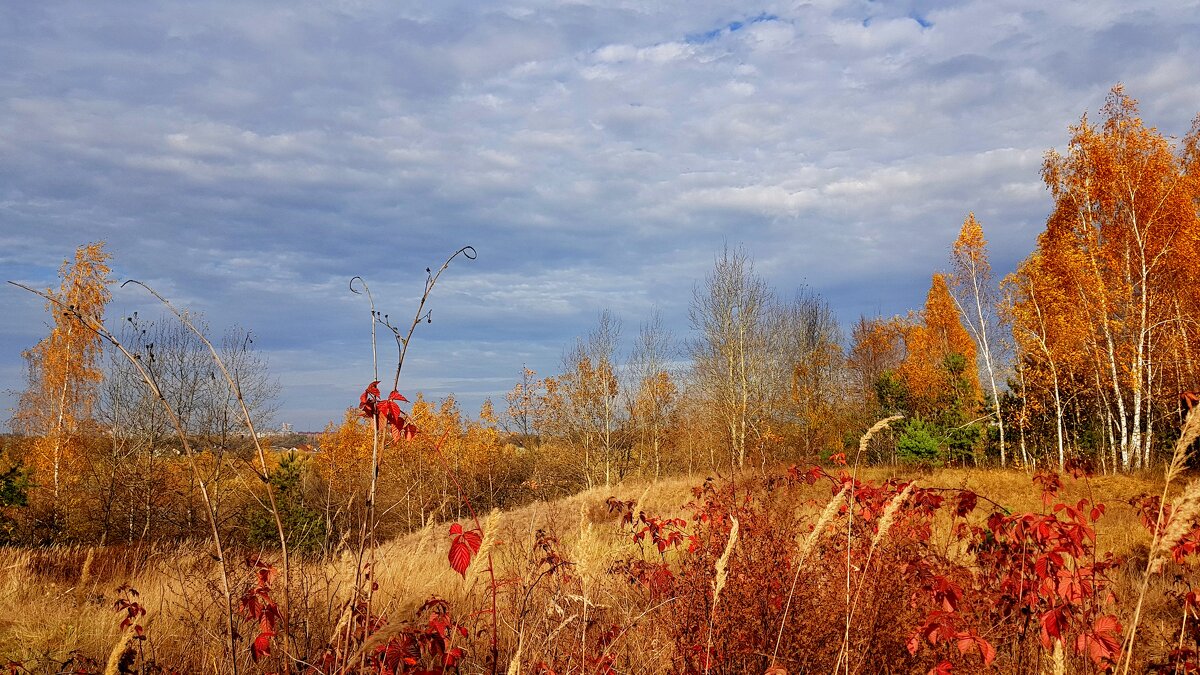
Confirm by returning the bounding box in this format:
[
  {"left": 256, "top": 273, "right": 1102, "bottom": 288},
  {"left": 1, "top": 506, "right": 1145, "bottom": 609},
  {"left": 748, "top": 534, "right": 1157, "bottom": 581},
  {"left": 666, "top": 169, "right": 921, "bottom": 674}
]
[
  {"left": 1040, "top": 608, "right": 1065, "bottom": 647},
  {"left": 954, "top": 491, "right": 978, "bottom": 518},
  {"left": 359, "top": 381, "right": 382, "bottom": 418},
  {"left": 378, "top": 399, "right": 401, "bottom": 423},
  {"left": 928, "top": 662, "right": 954, "bottom": 675},
  {"left": 389, "top": 390, "right": 409, "bottom": 402},
  {"left": 251, "top": 631, "right": 274, "bottom": 662},
  {"left": 448, "top": 525, "right": 483, "bottom": 577},
  {"left": 955, "top": 633, "right": 996, "bottom": 666},
  {"left": 1076, "top": 615, "right": 1122, "bottom": 665}
]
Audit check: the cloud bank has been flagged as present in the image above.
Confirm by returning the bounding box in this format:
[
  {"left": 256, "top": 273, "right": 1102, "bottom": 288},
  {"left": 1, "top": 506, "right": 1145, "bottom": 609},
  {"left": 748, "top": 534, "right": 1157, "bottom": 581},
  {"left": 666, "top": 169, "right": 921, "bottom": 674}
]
[{"left": 2, "top": 1, "right": 1197, "bottom": 429}]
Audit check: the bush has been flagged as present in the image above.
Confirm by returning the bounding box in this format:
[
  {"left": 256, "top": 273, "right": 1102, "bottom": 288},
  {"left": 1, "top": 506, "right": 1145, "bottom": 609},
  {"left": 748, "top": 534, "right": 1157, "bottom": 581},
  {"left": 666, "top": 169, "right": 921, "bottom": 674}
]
[{"left": 897, "top": 418, "right": 943, "bottom": 465}]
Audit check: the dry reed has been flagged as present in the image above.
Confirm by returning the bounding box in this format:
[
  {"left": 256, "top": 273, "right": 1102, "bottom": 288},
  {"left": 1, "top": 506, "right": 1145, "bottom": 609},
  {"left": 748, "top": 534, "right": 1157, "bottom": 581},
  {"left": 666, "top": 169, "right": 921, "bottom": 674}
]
[
  {"left": 1120, "top": 407, "right": 1200, "bottom": 674},
  {"left": 858, "top": 415, "right": 904, "bottom": 460},
  {"left": 870, "top": 480, "right": 915, "bottom": 553},
  {"left": 770, "top": 482, "right": 851, "bottom": 666},
  {"left": 1151, "top": 479, "right": 1200, "bottom": 574},
  {"left": 103, "top": 629, "right": 136, "bottom": 675},
  {"left": 711, "top": 516, "right": 739, "bottom": 608}
]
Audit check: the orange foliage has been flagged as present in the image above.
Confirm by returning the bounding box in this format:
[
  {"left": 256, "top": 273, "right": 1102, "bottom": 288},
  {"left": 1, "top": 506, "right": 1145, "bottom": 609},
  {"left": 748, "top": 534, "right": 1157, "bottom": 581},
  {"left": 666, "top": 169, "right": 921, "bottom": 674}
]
[
  {"left": 899, "top": 274, "right": 981, "bottom": 418},
  {"left": 15, "top": 242, "right": 112, "bottom": 497},
  {"left": 848, "top": 316, "right": 906, "bottom": 406},
  {"left": 1013, "top": 86, "right": 1200, "bottom": 467}
]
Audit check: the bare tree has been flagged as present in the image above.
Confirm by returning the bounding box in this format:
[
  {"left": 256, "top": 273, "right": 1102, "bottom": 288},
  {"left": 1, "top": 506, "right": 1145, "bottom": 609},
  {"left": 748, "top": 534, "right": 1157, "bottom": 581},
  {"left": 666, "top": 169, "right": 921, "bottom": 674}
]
[
  {"left": 689, "top": 245, "right": 773, "bottom": 470},
  {"left": 778, "top": 290, "right": 846, "bottom": 459},
  {"left": 627, "top": 309, "right": 678, "bottom": 479},
  {"left": 92, "top": 313, "right": 276, "bottom": 539}
]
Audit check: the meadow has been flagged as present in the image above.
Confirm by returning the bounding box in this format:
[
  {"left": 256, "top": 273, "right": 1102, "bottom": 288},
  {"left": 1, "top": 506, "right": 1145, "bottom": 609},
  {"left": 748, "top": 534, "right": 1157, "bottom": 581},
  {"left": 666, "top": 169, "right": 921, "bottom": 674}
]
[{"left": 2, "top": 445, "right": 1198, "bottom": 675}]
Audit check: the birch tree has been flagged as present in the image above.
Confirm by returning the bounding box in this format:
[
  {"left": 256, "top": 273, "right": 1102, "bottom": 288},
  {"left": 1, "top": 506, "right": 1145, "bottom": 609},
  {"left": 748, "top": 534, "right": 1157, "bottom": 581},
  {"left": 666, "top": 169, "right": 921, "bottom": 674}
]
[{"left": 949, "top": 214, "right": 1007, "bottom": 464}]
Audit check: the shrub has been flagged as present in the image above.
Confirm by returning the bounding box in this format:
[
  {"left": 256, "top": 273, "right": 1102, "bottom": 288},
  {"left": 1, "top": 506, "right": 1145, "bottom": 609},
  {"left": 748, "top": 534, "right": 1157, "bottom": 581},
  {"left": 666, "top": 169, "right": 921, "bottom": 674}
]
[
  {"left": 897, "top": 418, "right": 943, "bottom": 465},
  {"left": 248, "top": 450, "right": 325, "bottom": 556}
]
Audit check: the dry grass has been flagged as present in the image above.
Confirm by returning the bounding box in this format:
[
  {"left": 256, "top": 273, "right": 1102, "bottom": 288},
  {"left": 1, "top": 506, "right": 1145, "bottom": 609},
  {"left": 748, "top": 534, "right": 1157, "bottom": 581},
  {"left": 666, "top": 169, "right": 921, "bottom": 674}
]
[{"left": 0, "top": 467, "right": 1189, "bottom": 673}]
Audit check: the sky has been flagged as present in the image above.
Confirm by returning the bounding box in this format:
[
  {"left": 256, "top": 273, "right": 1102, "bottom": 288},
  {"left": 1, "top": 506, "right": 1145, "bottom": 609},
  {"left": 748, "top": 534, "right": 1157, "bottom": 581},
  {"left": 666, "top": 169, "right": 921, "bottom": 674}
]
[{"left": 2, "top": 1, "right": 1198, "bottom": 431}]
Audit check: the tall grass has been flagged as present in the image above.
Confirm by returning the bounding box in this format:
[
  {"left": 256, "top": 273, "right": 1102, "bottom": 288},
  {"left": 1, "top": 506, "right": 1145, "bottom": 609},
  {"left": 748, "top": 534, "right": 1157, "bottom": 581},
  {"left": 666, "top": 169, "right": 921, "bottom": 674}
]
[{"left": 2, "top": 462, "right": 1193, "bottom": 673}]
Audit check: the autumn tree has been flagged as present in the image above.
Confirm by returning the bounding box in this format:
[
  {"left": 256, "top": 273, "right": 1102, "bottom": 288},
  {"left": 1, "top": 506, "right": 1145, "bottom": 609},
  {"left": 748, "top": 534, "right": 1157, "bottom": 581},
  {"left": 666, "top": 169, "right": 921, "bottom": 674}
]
[
  {"left": 893, "top": 274, "right": 982, "bottom": 464},
  {"left": 13, "top": 243, "right": 112, "bottom": 501},
  {"left": 949, "top": 213, "right": 1008, "bottom": 464},
  {"left": 780, "top": 291, "right": 846, "bottom": 458},
  {"left": 1015, "top": 86, "right": 1200, "bottom": 469},
  {"left": 543, "top": 311, "right": 626, "bottom": 487},
  {"left": 1003, "top": 251, "right": 1087, "bottom": 469},
  {"left": 847, "top": 316, "right": 907, "bottom": 415},
  {"left": 503, "top": 366, "right": 544, "bottom": 446},
  {"left": 899, "top": 274, "right": 981, "bottom": 418},
  {"left": 315, "top": 410, "right": 374, "bottom": 543}
]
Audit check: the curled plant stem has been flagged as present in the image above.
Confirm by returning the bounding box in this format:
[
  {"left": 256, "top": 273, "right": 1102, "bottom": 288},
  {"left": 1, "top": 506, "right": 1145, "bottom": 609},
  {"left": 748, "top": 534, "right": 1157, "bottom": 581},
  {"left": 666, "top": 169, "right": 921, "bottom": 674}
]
[
  {"left": 343, "top": 246, "right": 476, "bottom": 670},
  {"left": 374, "top": 246, "right": 477, "bottom": 392},
  {"left": 345, "top": 276, "right": 381, "bottom": 671}
]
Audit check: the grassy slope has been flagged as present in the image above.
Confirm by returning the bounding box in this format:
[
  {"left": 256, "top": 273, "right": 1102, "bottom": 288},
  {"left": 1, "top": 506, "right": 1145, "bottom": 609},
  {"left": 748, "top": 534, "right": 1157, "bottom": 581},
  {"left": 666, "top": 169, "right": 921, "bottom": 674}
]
[{"left": 0, "top": 467, "right": 1176, "bottom": 672}]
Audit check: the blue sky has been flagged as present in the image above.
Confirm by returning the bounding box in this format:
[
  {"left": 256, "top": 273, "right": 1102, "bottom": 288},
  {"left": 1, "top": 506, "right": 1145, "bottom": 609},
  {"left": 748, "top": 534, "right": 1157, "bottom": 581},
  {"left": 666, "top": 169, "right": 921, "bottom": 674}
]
[{"left": 2, "top": 1, "right": 1198, "bottom": 431}]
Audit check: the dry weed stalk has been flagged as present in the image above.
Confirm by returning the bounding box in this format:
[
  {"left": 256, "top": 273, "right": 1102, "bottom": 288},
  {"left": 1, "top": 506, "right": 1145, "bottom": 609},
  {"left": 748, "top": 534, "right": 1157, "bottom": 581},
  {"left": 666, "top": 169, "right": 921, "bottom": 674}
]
[
  {"left": 76, "top": 547, "right": 95, "bottom": 603},
  {"left": 1152, "top": 479, "right": 1200, "bottom": 573},
  {"left": 770, "top": 483, "right": 850, "bottom": 666},
  {"left": 839, "top": 480, "right": 916, "bottom": 672},
  {"left": 870, "top": 480, "right": 916, "bottom": 554},
  {"left": 1051, "top": 638, "right": 1065, "bottom": 675},
  {"left": 704, "top": 516, "right": 740, "bottom": 674},
  {"left": 839, "top": 415, "right": 902, "bottom": 675},
  {"left": 859, "top": 415, "right": 905, "bottom": 460},
  {"left": 1120, "top": 406, "right": 1200, "bottom": 674},
  {"left": 711, "top": 516, "right": 740, "bottom": 608},
  {"left": 103, "top": 629, "right": 136, "bottom": 675},
  {"left": 798, "top": 484, "right": 851, "bottom": 567}
]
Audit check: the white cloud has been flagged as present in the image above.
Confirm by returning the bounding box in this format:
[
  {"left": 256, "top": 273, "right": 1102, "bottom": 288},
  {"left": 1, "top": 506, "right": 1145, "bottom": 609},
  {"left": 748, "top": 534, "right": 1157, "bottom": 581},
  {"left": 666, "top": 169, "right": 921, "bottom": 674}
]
[{"left": 1, "top": 0, "right": 1197, "bottom": 428}]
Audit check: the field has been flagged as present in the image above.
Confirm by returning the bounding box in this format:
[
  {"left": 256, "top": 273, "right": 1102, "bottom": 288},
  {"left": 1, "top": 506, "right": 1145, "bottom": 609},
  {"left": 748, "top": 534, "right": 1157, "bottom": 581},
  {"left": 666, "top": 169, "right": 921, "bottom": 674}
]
[{"left": 2, "top": 461, "right": 1196, "bottom": 675}]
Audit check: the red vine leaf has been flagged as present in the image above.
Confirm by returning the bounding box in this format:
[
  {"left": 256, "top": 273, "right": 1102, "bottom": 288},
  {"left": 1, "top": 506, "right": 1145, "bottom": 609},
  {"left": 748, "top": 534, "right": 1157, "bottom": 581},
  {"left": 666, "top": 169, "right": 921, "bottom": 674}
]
[
  {"left": 448, "top": 523, "right": 483, "bottom": 577},
  {"left": 927, "top": 662, "right": 954, "bottom": 675},
  {"left": 251, "top": 631, "right": 274, "bottom": 662},
  {"left": 1076, "top": 614, "right": 1122, "bottom": 665}
]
